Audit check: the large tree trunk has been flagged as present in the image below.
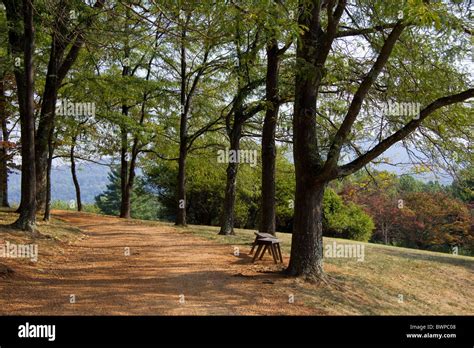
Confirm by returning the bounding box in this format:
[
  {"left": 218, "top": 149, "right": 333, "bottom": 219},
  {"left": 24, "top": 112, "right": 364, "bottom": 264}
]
[
  {"left": 0, "top": 74, "right": 10, "bottom": 208},
  {"left": 13, "top": 0, "right": 36, "bottom": 232},
  {"left": 260, "top": 39, "right": 280, "bottom": 236},
  {"left": 286, "top": 0, "right": 327, "bottom": 279},
  {"left": 286, "top": 181, "right": 326, "bottom": 279},
  {"left": 70, "top": 136, "right": 82, "bottom": 212},
  {"left": 219, "top": 121, "right": 242, "bottom": 235}
]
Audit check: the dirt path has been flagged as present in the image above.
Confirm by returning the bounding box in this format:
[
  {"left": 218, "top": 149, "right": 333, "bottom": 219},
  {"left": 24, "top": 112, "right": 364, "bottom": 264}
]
[{"left": 0, "top": 211, "right": 318, "bottom": 315}]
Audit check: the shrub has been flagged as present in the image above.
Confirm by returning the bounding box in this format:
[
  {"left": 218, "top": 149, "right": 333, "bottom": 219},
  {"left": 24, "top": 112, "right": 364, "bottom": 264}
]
[{"left": 323, "top": 188, "right": 375, "bottom": 242}]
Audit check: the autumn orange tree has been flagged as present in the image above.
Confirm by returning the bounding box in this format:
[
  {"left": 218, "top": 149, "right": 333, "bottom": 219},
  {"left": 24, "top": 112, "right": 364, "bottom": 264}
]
[{"left": 403, "top": 192, "right": 472, "bottom": 254}]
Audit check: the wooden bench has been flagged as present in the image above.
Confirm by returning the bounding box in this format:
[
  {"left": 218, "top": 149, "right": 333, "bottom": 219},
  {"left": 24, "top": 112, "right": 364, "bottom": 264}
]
[
  {"left": 249, "top": 232, "right": 276, "bottom": 254},
  {"left": 249, "top": 232, "right": 283, "bottom": 264}
]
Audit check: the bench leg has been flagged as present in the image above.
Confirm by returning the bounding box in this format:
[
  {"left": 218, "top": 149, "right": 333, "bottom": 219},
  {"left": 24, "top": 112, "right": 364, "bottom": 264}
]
[
  {"left": 277, "top": 244, "right": 283, "bottom": 263},
  {"left": 249, "top": 237, "right": 258, "bottom": 255},
  {"left": 252, "top": 244, "right": 263, "bottom": 263},
  {"left": 259, "top": 245, "right": 268, "bottom": 260},
  {"left": 249, "top": 243, "right": 256, "bottom": 255},
  {"left": 271, "top": 244, "right": 278, "bottom": 264}
]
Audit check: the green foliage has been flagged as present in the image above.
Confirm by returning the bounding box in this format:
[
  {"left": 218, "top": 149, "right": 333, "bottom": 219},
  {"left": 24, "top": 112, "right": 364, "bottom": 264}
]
[
  {"left": 95, "top": 168, "right": 160, "bottom": 220},
  {"left": 144, "top": 148, "right": 377, "bottom": 240},
  {"left": 449, "top": 166, "right": 474, "bottom": 203},
  {"left": 50, "top": 200, "right": 100, "bottom": 214},
  {"left": 398, "top": 175, "right": 424, "bottom": 193},
  {"left": 144, "top": 148, "right": 295, "bottom": 229},
  {"left": 274, "top": 154, "right": 296, "bottom": 232},
  {"left": 323, "top": 188, "right": 375, "bottom": 242},
  {"left": 146, "top": 156, "right": 225, "bottom": 225},
  {"left": 144, "top": 152, "right": 260, "bottom": 227}
]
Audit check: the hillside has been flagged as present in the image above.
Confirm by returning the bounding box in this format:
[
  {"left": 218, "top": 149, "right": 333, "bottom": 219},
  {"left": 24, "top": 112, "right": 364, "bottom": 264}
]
[{"left": 7, "top": 163, "right": 110, "bottom": 205}]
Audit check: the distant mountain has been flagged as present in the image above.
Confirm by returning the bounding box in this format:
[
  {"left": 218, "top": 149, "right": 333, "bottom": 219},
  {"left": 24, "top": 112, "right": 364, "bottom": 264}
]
[
  {"left": 8, "top": 163, "right": 111, "bottom": 205},
  {"left": 7, "top": 146, "right": 452, "bottom": 206}
]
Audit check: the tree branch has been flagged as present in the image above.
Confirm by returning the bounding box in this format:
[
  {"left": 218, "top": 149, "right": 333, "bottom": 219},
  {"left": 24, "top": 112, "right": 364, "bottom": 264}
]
[
  {"left": 336, "top": 23, "right": 399, "bottom": 38},
  {"left": 337, "top": 88, "right": 474, "bottom": 178},
  {"left": 322, "top": 21, "right": 405, "bottom": 176}
]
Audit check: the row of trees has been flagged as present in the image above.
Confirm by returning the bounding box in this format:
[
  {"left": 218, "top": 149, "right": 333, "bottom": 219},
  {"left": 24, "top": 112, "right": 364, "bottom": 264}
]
[
  {"left": 1, "top": 0, "right": 472, "bottom": 280},
  {"left": 95, "top": 162, "right": 472, "bottom": 254}
]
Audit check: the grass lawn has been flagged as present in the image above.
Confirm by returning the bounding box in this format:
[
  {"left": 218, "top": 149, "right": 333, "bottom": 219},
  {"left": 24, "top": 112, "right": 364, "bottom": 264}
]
[{"left": 177, "top": 223, "right": 474, "bottom": 315}]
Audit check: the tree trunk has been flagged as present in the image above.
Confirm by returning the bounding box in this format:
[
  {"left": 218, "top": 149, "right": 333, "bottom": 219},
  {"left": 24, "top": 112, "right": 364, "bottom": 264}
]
[
  {"left": 219, "top": 161, "right": 238, "bottom": 235},
  {"left": 119, "top": 41, "right": 131, "bottom": 219},
  {"left": 260, "top": 39, "right": 280, "bottom": 236},
  {"left": 122, "top": 136, "right": 139, "bottom": 219},
  {"left": 286, "top": 0, "right": 327, "bottom": 279},
  {"left": 43, "top": 129, "right": 54, "bottom": 221},
  {"left": 13, "top": 0, "right": 36, "bottom": 232},
  {"left": 286, "top": 182, "right": 326, "bottom": 280},
  {"left": 175, "top": 21, "right": 188, "bottom": 226},
  {"left": 0, "top": 146, "right": 8, "bottom": 208},
  {"left": 0, "top": 74, "right": 10, "bottom": 208},
  {"left": 118, "top": 51, "right": 151, "bottom": 220},
  {"left": 176, "top": 144, "right": 187, "bottom": 225},
  {"left": 34, "top": 1, "right": 106, "bottom": 211},
  {"left": 219, "top": 121, "right": 242, "bottom": 235},
  {"left": 383, "top": 223, "right": 390, "bottom": 245},
  {"left": 70, "top": 136, "right": 82, "bottom": 212},
  {"left": 4, "top": 0, "right": 26, "bottom": 214},
  {"left": 34, "top": 29, "right": 62, "bottom": 212},
  {"left": 119, "top": 119, "right": 130, "bottom": 218},
  {"left": 35, "top": 92, "right": 58, "bottom": 212}
]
